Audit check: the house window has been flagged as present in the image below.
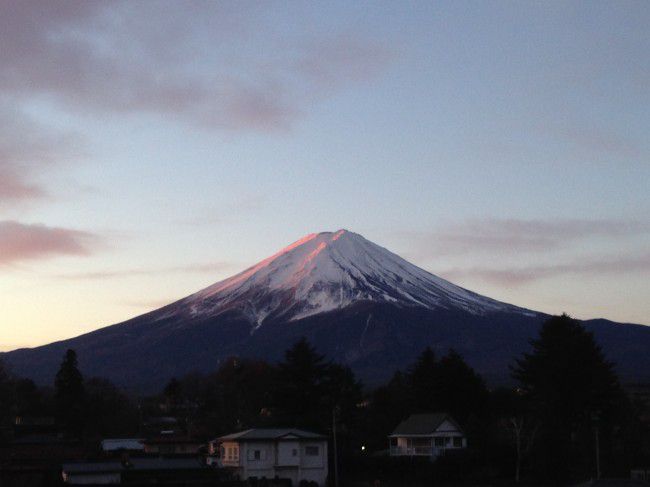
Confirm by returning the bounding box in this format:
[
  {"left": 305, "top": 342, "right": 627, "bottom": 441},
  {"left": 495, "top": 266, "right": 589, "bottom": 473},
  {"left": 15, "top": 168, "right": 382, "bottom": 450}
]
[
  {"left": 305, "top": 446, "right": 319, "bottom": 456},
  {"left": 453, "top": 437, "right": 463, "bottom": 448},
  {"left": 254, "top": 450, "right": 261, "bottom": 460},
  {"left": 434, "top": 437, "right": 445, "bottom": 447}
]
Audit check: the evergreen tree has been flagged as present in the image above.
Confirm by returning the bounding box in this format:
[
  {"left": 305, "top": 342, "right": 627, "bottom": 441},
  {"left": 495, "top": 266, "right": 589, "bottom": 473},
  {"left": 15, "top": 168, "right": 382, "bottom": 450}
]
[
  {"left": 409, "top": 347, "right": 438, "bottom": 412},
  {"left": 435, "top": 349, "right": 488, "bottom": 423},
  {"left": 54, "top": 349, "right": 85, "bottom": 437},
  {"left": 512, "top": 314, "right": 623, "bottom": 481},
  {"left": 274, "top": 337, "right": 328, "bottom": 430},
  {"left": 0, "top": 360, "right": 14, "bottom": 440}
]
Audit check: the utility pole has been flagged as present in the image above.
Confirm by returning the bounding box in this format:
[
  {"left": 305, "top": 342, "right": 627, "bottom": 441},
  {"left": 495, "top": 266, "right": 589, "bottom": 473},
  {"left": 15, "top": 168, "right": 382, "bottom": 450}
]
[
  {"left": 595, "top": 424, "right": 601, "bottom": 480},
  {"left": 592, "top": 411, "right": 601, "bottom": 480},
  {"left": 332, "top": 407, "right": 339, "bottom": 487}
]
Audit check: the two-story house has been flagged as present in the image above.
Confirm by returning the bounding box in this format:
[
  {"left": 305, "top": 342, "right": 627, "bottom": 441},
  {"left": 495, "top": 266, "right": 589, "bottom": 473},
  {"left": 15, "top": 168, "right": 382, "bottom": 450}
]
[
  {"left": 389, "top": 413, "right": 467, "bottom": 458},
  {"left": 210, "top": 428, "right": 328, "bottom": 486}
]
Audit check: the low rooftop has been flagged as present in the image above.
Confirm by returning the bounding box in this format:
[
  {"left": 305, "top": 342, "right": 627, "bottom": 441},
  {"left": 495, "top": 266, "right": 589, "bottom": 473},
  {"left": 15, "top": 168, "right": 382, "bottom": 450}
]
[
  {"left": 63, "top": 457, "right": 205, "bottom": 474},
  {"left": 217, "top": 428, "right": 326, "bottom": 442},
  {"left": 390, "top": 413, "right": 462, "bottom": 436}
]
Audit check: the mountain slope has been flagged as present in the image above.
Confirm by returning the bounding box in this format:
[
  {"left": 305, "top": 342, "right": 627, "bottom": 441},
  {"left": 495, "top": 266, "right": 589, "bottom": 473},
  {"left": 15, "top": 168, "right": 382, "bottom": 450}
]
[
  {"left": 141, "top": 230, "right": 535, "bottom": 327},
  {"left": 3, "top": 230, "right": 650, "bottom": 391}
]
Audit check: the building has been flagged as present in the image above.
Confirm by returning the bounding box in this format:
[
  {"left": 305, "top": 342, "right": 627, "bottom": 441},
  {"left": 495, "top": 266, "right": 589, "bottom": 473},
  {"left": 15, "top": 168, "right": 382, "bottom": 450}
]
[
  {"left": 142, "top": 435, "right": 204, "bottom": 455},
  {"left": 62, "top": 457, "right": 217, "bottom": 485},
  {"left": 388, "top": 413, "right": 467, "bottom": 458},
  {"left": 210, "top": 428, "right": 328, "bottom": 486},
  {"left": 101, "top": 439, "right": 145, "bottom": 453}
]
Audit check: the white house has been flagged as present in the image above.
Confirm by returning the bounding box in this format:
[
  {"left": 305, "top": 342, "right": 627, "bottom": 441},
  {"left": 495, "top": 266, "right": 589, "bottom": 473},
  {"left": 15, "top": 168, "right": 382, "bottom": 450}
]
[
  {"left": 210, "top": 428, "right": 328, "bottom": 486},
  {"left": 389, "top": 413, "right": 467, "bottom": 458}
]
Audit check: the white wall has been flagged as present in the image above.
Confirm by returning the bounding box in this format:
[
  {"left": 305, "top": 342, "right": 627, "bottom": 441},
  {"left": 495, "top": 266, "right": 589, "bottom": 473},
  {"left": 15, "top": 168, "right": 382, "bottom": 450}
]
[
  {"left": 232, "top": 439, "right": 328, "bottom": 486},
  {"left": 277, "top": 440, "right": 300, "bottom": 466},
  {"left": 65, "top": 472, "right": 121, "bottom": 485},
  {"left": 301, "top": 441, "right": 326, "bottom": 469}
]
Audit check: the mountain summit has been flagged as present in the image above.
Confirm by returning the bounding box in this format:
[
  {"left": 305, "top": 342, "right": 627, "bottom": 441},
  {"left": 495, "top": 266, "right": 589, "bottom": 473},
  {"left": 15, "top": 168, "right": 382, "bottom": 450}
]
[
  {"left": 4, "top": 230, "right": 650, "bottom": 390},
  {"left": 172, "top": 229, "right": 530, "bottom": 330}
]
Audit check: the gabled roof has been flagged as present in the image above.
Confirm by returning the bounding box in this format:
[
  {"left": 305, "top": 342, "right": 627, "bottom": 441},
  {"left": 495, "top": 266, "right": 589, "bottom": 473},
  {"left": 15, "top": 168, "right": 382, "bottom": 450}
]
[
  {"left": 217, "top": 428, "right": 326, "bottom": 442},
  {"left": 389, "top": 413, "right": 463, "bottom": 436}
]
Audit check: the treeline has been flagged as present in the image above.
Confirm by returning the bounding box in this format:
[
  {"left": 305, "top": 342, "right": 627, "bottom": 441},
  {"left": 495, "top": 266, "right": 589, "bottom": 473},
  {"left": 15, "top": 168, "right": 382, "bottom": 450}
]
[{"left": 1, "top": 314, "right": 649, "bottom": 484}]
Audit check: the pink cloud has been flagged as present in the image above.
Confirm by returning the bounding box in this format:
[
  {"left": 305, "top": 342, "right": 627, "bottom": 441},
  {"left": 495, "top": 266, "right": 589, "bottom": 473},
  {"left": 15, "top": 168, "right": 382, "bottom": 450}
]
[
  {"left": 0, "top": 220, "right": 97, "bottom": 265},
  {"left": 0, "top": 169, "right": 45, "bottom": 201}
]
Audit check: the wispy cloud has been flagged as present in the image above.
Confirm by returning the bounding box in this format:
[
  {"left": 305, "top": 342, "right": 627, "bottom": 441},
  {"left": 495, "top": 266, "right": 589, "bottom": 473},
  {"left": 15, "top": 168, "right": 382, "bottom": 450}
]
[
  {"left": 119, "top": 298, "right": 178, "bottom": 310},
  {"left": 537, "top": 122, "right": 642, "bottom": 160},
  {"left": 0, "top": 220, "right": 98, "bottom": 265},
  {"left": 57, "top": 261, "right": 238, "bottom": 280},
  {"left": 294, "top": 34, "right": 393, "bottom": 91},
  {"left": 403, "top": 218, "right": 650, "bottom": 257},
  {"left": 0, "top": 105, "right": 83, "bottom": 204},
  {"left": 441, "top": 252, "right": 650, "bottom": 286},
  {"left": 0, "top": 2, "right": 392, "bottom": 133},
  {"left": 179, "top": 195, "right": 267, "bottom": 227}
]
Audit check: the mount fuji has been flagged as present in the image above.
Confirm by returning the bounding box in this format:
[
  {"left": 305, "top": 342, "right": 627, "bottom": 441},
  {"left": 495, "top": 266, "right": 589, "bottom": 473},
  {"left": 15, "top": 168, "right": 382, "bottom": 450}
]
[{"left": 4, "top": 230, "right": 650, "bottom": 390}]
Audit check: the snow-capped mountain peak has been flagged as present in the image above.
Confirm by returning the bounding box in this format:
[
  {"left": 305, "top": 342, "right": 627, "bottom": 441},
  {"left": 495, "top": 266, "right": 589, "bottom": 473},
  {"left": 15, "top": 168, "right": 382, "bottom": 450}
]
[{"left": 175, "top": 229, "right": 531, "bottom": 327}]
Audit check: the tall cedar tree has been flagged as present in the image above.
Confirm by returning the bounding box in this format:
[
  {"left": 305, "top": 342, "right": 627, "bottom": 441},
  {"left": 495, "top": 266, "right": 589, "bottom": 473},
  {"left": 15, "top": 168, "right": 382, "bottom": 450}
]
[
  {"left": 0, "top": 360, "right": 13, "bottom": 439},
  {"left": 409, "top": 347, "right": 438, "bottom": 412},
  {"left": 55, "top": 349, "right": 85, "bottom": 437},
  {"left": 408, "top": 347, "right": 488, "bottom": 423},
  {"left": 512, "top": 314, "right": 623, "bottom": 481},
  {"left": 274, "top": 338, "right": 361, "bottom": 435},
  {"left": 274, "top": 338, "right": 328, "bottom": 430}
]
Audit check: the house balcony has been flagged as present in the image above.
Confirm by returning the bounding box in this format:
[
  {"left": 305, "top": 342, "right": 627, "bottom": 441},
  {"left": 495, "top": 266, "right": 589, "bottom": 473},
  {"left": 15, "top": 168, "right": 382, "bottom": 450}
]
[{"left": 390, "top": 446, "right": 437, "bottom": 456}]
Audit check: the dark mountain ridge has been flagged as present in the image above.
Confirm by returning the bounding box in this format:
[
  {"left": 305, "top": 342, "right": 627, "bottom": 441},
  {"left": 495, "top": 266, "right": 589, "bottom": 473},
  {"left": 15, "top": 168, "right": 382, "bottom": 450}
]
[{"left": 4, "top": 230, "right": 650, "bottom": 391}]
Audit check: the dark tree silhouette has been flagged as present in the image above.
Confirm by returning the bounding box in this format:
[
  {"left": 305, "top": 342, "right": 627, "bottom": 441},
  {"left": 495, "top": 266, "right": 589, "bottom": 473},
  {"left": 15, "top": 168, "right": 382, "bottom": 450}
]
[
  {"left": 409, "top": 347, "right": 438, "bottom": 412},
  {"left": 85, "top": 377, "right": 139, "bottom": 437},
  {"left": 434, "top": 349, "right": 488, "bottom": 424},
  {"left": 0, "top": 360, "right": 13, "bottom": 439},
  {"left": 274, "top": 337, "right": 328, "bottom": 429},
  {"left": 54, "top": 349, "right": 85, "bottom": 437},
  {"left": 512, "top": 314, "right": 624, "bottom": 481}
]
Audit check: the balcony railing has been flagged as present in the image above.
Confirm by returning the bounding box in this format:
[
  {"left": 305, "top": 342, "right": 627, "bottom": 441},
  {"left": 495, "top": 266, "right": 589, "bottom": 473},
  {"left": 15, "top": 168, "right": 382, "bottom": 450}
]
[{"left": 390, "top": 446, "right": 437, "bottom": 456}]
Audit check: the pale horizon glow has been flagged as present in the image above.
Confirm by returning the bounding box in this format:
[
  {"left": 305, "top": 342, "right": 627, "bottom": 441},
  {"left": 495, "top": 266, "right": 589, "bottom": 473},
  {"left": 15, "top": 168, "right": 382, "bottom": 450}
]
[{"left": 1, "top": 1, "right": 649, "bottom": 351}]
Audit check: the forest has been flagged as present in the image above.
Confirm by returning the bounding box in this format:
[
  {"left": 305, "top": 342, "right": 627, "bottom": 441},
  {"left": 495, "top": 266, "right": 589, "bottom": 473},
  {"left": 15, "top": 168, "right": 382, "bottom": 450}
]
[{"left": 1, "top": 314, "right": 649, "bottom": 485}]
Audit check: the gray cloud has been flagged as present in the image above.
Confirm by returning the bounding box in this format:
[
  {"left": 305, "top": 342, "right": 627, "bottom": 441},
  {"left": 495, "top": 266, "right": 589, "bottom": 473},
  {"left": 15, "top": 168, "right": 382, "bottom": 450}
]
[
  {"left": 441, "top": 252, "right": 650, "bottom": 286},
  {"left": 0, "top": 2, "right": 391, "bottom": 133},
  {"left": 404, "top": 218, "right": 650, "bottom": 257},
  {"left": 0, "top": 106, "right": 83, "bottom": 203}
]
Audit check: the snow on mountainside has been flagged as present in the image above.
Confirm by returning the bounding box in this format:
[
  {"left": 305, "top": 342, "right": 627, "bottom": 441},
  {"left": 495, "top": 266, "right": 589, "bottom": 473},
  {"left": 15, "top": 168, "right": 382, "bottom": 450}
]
[{"left": 167, "top": 229, "right": 535, "bottom": 328}]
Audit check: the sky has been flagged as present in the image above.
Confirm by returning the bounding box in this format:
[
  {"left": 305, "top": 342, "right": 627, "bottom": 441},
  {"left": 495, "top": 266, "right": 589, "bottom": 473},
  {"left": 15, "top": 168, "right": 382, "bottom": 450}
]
[{"left": 1, "top": 1, "right": 649, "bottom": 351}]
